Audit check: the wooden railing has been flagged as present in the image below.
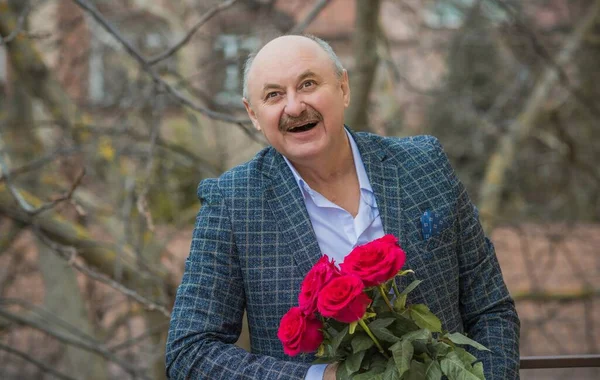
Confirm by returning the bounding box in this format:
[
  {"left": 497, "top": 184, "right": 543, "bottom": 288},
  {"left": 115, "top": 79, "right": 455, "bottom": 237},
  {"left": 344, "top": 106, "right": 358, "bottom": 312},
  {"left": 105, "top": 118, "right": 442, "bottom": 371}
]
[{"left": 521, "top": 354, "right": 600, "bottom": 369}]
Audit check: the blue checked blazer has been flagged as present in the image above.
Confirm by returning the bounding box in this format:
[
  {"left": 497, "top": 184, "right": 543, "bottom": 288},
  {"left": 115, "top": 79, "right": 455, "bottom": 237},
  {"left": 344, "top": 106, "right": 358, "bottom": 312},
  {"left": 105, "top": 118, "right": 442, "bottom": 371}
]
[{"left": 166, "top": 131, "right": 520, "bottom": 379}]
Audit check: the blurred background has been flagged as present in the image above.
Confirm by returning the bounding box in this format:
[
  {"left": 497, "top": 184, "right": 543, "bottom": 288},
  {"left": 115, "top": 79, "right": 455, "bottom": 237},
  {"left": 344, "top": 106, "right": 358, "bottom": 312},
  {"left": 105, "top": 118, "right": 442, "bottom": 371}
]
[{"left": 0, "top": 0, "right": 598, "bottom": 379}]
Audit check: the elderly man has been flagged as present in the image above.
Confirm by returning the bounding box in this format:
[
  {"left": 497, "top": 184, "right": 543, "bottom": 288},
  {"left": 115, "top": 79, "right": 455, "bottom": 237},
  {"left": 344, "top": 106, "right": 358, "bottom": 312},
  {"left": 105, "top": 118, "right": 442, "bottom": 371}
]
[{"left": 165, "top": 35, "right": 520, "bottom": 380}]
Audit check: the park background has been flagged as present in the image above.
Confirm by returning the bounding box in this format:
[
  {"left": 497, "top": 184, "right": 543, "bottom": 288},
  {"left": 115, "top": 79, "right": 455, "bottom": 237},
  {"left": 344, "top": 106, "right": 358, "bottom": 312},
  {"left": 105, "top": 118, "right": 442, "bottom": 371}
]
[{"left": 0, "top": 0, "right": 598, "bottom": 379}]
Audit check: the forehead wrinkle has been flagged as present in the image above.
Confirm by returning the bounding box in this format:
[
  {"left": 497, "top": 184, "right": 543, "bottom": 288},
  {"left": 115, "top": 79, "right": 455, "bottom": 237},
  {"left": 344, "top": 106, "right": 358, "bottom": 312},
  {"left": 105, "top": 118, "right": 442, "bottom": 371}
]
[{"left": 261, "top": 70, "right": 320, "bottom": 91}]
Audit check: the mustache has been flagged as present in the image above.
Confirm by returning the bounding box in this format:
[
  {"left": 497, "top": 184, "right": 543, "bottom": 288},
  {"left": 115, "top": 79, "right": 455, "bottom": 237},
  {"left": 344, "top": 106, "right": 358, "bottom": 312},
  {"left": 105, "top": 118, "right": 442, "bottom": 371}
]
[{"left": 279, "top": 107, "right": 323, "bottom": 131}]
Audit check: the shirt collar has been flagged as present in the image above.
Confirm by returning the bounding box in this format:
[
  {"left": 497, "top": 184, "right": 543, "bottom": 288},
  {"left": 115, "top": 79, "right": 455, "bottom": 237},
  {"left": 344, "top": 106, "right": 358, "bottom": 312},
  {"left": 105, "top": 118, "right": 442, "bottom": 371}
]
[{"left": 283, "top": 128, "right": 374, "bottom": 196}]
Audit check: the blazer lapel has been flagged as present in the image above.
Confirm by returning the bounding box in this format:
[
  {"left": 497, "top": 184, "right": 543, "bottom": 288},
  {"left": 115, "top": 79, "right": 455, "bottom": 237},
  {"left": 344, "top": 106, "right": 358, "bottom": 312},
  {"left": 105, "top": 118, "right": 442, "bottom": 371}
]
[
  {"left": 352, "top": 131, "right": 424, "bottom": 292},
  {"left": 352, "top": 131, "right": 405, "bottom": 245},
  {"left": 262, "top": 150, "right": 322, "bottom": 277}
]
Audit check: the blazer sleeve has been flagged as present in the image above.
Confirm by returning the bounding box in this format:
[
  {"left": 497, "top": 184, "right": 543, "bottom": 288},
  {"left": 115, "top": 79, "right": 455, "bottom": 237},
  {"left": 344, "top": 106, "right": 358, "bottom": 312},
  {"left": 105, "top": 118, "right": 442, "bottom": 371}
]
[
  {"left": 430, "top": 137, "right": 521, "bottom": 380},
  {"left": 165, "top": 178, "right": 311, "bottom": 379}
]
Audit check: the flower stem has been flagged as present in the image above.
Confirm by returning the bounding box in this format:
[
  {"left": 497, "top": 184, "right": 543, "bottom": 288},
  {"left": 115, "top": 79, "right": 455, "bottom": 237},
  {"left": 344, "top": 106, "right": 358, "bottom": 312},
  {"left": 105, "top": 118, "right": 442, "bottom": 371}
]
[
  {"left": 378, "top": 285, "right": 394, "bottom": 311},
  {"left": 358, "top": 318, "right": 389, "bottom": 359},
  {"left": 392, "top": 280, "right": 401, "bottom": 299}
]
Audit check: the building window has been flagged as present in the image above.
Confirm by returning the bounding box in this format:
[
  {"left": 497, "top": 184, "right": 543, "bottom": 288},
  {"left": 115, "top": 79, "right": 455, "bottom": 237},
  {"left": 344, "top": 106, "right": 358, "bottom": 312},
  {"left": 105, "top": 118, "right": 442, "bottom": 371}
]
[
  {"left": 87, "top": 15, "right": 176, "bottom": 107},
  {"left": 214, "top": 34, "right": 259, "bottom": 105},
  {"left": 423, "top": 0, "right": 507, "bottom": 29}
]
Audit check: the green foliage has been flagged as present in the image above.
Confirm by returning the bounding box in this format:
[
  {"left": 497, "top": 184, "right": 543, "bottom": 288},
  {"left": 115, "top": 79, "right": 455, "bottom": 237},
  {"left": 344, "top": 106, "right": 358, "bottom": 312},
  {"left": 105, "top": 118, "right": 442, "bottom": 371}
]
[{"left": 315, "top": 277, "right": 490, "bottom": 379}]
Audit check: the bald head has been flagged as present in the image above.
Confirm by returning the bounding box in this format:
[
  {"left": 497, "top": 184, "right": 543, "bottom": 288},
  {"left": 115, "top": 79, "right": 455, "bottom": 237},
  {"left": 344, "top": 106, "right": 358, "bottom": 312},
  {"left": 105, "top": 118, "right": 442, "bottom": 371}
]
[{"left": 242, "top": 35, "right": 344, "bottom": 103}]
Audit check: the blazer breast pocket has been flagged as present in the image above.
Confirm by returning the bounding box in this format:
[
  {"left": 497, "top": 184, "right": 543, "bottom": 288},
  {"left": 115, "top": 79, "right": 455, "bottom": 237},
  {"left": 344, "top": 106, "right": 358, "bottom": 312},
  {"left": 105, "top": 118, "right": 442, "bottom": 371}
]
[{"left": 418, "top": 210, "right": 458, "bottom": 252}]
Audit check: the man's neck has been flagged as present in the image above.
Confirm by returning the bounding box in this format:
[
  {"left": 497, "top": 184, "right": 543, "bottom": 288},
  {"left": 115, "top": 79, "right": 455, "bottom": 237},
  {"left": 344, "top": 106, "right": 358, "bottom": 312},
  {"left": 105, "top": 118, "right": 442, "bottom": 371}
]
[{"left": 289, "top": 132, "right": 355, "bottom": 189}]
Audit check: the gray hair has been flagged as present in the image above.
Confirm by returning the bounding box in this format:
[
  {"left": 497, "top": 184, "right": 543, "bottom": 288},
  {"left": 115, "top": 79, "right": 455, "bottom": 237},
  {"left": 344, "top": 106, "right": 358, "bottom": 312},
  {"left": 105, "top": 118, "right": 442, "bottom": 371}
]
[{"left": 242, "top": 34, "right": 345, "bottom": 102}]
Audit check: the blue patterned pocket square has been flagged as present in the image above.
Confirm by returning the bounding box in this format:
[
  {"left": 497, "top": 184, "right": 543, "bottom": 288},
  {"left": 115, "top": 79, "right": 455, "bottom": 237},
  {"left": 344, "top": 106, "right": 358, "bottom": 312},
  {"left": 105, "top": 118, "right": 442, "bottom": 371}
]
[{"left": 421, "top": 210, "right": 446, "bottom": 241}]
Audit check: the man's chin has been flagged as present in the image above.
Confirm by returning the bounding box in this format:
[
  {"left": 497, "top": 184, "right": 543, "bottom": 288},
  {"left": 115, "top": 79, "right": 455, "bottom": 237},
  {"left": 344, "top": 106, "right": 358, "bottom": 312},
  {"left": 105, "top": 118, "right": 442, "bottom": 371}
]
[{"left": 281, "top": 143, "right": 326, "bottom": 163}]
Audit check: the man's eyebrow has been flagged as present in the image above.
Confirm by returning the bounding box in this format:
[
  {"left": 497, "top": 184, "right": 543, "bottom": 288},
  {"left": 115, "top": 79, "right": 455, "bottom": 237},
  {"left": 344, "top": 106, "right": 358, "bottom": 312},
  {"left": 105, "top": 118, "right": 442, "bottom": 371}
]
[
  {"left": 260, "top": 71, "right": 321, "bottom": 94},
  {"left": 262, "top": 83, "right": 284, "bottom": 93},
  {"left": 297, "top": 70, "right": 320, "bottom": 82}
]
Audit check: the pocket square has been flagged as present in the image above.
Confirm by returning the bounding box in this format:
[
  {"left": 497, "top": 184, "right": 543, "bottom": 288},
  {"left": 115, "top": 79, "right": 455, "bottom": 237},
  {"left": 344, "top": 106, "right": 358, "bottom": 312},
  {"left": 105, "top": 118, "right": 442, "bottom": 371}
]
[{"left": 421, "top": 210, "right": 446, "bottom": 241}]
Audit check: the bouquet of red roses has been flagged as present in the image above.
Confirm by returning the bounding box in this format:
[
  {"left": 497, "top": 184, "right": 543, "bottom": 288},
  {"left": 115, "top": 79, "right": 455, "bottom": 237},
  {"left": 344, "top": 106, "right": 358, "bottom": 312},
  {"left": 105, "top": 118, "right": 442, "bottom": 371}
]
[{"left": 278, "top": 235, "right": 489, "bottom": 379}]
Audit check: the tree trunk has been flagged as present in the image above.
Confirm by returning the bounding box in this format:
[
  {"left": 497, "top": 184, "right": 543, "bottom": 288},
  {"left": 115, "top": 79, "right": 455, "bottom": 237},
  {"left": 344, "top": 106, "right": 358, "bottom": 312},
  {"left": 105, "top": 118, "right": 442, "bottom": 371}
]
[
  {"left": 345, "top": 0, "right": 381, "bottom": 132},
  {"left": 38, "top": 249, "right": 110, "bottom": 380}
]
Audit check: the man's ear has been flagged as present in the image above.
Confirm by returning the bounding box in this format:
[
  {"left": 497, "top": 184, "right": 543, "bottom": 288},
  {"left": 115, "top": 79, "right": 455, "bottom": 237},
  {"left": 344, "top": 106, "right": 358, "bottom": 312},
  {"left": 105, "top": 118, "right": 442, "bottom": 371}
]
[
  {"left": 243, "top": 98, "right": 261, "bottom": 131},
  {"left": 341, "top": 69, "right": 350, "bottom": 108}
]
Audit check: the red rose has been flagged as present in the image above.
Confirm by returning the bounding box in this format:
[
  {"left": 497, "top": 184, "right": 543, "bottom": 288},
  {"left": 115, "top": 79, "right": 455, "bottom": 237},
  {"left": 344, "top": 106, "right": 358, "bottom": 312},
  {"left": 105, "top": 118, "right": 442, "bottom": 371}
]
[
  {"left": 317, "top": 275, "right": 371, "bottom": 323},
  {"left": 277, "top": 307, "right": 324, "bottom": 356},
  {"left": 340, "top": 234, "right": 406, "bottom": 287},
  {"left": 299, "top": 255, "right": 340, "bottom": 314}
]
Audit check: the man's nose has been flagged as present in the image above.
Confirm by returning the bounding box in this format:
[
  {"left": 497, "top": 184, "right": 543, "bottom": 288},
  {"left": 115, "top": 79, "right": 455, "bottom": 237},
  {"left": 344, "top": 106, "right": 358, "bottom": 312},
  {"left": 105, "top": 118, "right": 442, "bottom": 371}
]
[{"left": 284, "top": 94, "right": 305, "bottom": 117}]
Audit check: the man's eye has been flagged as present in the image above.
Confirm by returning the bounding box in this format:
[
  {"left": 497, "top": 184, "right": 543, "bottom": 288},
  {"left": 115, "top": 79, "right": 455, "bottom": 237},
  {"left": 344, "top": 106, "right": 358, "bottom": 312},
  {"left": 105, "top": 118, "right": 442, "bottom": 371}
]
[
  {"left": 266, "top": 92, "right": 278, "bottom": 99},
  {"left": 302, "top": 80, "right": 315, "bottom": 88}
]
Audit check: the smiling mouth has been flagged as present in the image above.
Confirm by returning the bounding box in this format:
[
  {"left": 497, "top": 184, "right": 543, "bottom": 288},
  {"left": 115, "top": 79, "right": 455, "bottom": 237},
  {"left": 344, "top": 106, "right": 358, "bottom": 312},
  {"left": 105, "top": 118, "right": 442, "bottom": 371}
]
[{"left": 287, "top": 122, "right": 318, "bottom": 133}]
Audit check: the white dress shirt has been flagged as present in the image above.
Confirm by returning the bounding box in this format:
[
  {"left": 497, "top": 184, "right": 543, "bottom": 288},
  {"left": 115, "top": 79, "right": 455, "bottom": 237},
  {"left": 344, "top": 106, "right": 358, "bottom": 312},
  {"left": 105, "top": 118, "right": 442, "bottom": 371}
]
[{"left": 284, "top": 130, "right": 385, "bottom": 380}]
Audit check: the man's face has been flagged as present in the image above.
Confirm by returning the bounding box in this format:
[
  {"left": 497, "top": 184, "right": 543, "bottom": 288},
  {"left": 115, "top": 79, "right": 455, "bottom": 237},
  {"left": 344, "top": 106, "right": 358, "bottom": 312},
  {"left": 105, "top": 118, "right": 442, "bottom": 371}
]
[{"left": 243, "top": 36, "right": 350, "bottom": 163}]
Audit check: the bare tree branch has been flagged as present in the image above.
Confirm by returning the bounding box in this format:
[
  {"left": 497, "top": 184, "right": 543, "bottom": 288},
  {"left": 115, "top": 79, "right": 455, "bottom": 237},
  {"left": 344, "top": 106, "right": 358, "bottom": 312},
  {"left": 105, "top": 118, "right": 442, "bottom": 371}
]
[
  {"left": 148, "top": 0, "right": 239, "bottom": 65},
  {"left": 377, "top": 24, "right": 440, "bottom": 96},
  {"left": 70, "top": 0, "right": 254, "bottom": 126},
  {"left": 0, "top": 307, "right": 150, "bottom": 379},
  {"left": 0, "top": 141, "right": 85, "bottom": 216},
  {"left": 287, "top": 0, "right": 331, "bottom": 34},
  {"left": 0, "top": 1, "right": 30, "bottom": 45},
  {"left": 34, "top": 229, "right": 170, "bottom": 318},
  {"left": 136, "top": 86, "right": 163, "bottom": 234},
  {"left": 493, "top": 0, "right": 600, "bottom": 119},
  {"left": 0, "top": 184, "right": 178, "bottom": 299},
  {"left": 0, "top": 342, "right": 77, "bottom": 380},
  {"left": 107, "top": 321, "right": 170, "bottom": 352},
  {"left": 0, "top": 147, "right": 83, "bottom": 183}
]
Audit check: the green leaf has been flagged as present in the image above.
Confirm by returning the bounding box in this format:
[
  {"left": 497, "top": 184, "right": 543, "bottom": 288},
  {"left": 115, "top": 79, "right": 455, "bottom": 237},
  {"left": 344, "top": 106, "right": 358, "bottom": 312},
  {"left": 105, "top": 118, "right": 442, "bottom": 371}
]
[
  {"left": 336, "top": 361, "right": 352, "bottom": 380},
  {"left": 368, "top": 318, "right": 396, "bottom": 330},
  {"left": 383, "top": 358, "right": 401, "bottom": 380},
  {"left": 429, "top": 340, "right": 451, "bottom": 359},
  {"left": 393, "top": 295, "right": 408, "bottom": 312},
  {"left": 354, "top": 369, "right": 385, "bottom": 380},
  {"left": 409, "top": 304, "right": 442, "bottom": 333},
  {"left": 370, "top": 354, "right": 390, "bottom": 372},
  {"left": 452, "top": 347, "right": 485, "bottom": 380},
  {"left": 390, "top": 339, "right": 413, "bottom": 377},
  {"left": 444, "top": 332, "right": 490, "bottom": 352},
  {"left": 402, "top": 328, "right": 432, "bottom": 342},
  {"left": 330, "top": 326, "right": 349, "bottom": 353},
  {"left": 351, "top": 333, "right": 375, "bottom": 353},
  {"left": 404, "top": 360, "right": 427, "bottom": 380},
  {"left": 346, "top": 350, "right": 366, "bottom": 375},
  {"left": 389, "top": 314, "right": 420, "bottom": 337},
  {"left": 395, "top": 280, "right": 422, "bottom": 311},
  {"left": 440, "top": 351, "right": 483, "bottom": 380},
  {"left": 471, "top": 362, "right": 485, "bottom": 380},
  {"left": 412, "top": 340, "right": 429, "bottom": 356},
  {"left": 454, "top": 347, "right": 478, "bottom": 367},
  {"left": 400, "top": 280, "right": 422, "bottom": 298},
  {"left": 372, "top": 326, "right": 401, "bottom": 343},
  {"left": 424, "top": 359, "right": 443, "bottom": 380}
]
